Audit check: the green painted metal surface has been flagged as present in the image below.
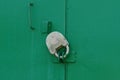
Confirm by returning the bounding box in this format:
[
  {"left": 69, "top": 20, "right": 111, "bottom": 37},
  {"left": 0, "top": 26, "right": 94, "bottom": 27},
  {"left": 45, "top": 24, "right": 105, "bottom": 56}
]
[
  {"left": 0, "top": 0, "right": 65, "bottom": 80},
  {"left": 66, "top": 0, "right": 120, "bottom": 80},
  {"left": 0, "top": 0, "right": 120, "bottom": 80}
]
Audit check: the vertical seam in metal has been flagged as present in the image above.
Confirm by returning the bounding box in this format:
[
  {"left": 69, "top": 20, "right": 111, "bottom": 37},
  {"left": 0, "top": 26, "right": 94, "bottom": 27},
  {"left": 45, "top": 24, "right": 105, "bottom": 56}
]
[
  {"left": 65, "top": 0, "right": 68, "bottom": 37},
  {"left": 64, "top": 0, "right": 68, "bottom": 80}
]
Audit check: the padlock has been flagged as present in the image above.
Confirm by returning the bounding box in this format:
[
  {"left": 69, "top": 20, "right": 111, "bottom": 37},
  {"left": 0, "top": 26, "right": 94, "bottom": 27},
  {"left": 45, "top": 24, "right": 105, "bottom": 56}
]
[{"left": 46, "top": 31, "right": 69, "bottom": 59}]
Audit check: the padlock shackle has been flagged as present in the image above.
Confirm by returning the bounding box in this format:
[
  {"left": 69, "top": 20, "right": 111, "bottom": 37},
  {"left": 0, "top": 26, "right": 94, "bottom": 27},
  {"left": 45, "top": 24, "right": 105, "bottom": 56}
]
[{"left": 54, "top": 45, "right": 69, "bottom": 59}]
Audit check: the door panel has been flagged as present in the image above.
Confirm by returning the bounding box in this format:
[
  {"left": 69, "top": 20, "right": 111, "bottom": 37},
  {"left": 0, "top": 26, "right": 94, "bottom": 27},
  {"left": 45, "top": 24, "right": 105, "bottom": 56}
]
[
  {"left": 67, "top": 0, "right": 120, "bottom": 80},
  {"left": 0, "top": 0, "right": 32, "bottom": 80},
  {"left": 0, "top": 0, "right": 65, "bottom": 80}
]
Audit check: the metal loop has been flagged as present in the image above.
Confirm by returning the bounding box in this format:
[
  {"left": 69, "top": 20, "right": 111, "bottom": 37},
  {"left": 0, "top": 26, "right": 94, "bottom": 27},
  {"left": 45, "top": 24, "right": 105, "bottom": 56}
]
[{"left": 54, "top": 45, "right": 69, "bottom": 59}]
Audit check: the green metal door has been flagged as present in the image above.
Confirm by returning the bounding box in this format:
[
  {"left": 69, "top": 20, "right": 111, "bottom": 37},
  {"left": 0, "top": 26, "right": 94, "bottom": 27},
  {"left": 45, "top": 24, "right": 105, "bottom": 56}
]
[
  {"left": 66, "top": 0, "right": 120, "bottom": 80},
  {"left": 0, "top": 0, "right": 66, "bottom": 80},
  {"left": 1, "top": 0, "right": 120, "bottom": 80}
]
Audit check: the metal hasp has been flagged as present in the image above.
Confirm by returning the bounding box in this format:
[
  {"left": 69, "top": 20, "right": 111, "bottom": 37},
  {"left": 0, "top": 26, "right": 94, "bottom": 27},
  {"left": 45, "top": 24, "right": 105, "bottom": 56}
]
[
  {"left": 46, "top": 31, "right": 69, "bottom": 62},
  {"left": 42, "top": 21, "right": 52, "bottom": 34},
  {"left": 47, "top": 21, "right": 52, "bottom": 34}
]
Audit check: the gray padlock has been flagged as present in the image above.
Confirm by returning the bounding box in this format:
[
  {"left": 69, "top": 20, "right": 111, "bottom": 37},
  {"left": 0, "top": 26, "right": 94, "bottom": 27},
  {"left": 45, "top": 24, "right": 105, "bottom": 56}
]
[{"left": 46, "top": 31, "right": 69, "bottom": 59}]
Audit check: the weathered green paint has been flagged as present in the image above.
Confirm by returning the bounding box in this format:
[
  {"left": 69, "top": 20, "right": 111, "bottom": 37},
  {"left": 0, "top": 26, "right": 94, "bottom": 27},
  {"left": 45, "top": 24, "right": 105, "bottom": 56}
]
[{"left": 0, "top": 0, "right": 120, "bottom": 80}]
